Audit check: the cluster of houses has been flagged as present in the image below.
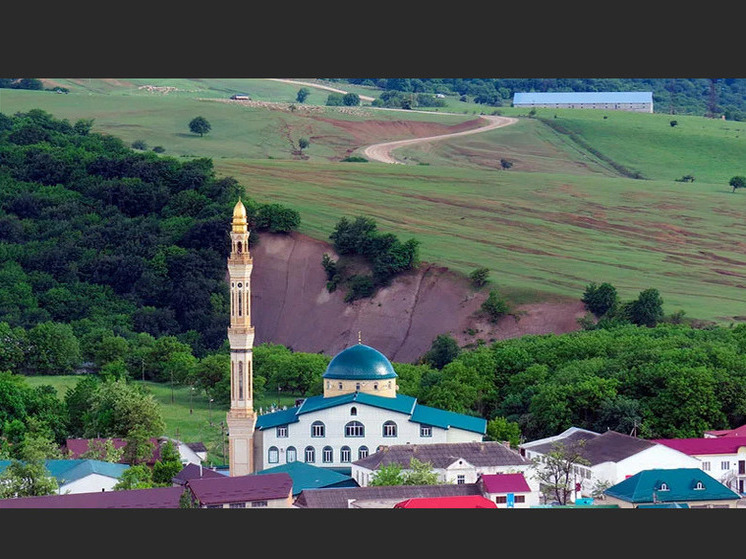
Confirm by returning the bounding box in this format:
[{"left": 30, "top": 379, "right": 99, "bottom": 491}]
[{"left": 0, "top": 423, "right": 743, "bottom": 509}]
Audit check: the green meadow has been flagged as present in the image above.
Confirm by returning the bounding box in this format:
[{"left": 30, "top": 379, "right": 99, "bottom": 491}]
[{"left": 1, "top": 79, "right": 745, "bottom": 323}]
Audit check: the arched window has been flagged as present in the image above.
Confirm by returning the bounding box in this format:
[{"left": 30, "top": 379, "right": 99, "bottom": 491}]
[
  {"left": 338, "top": 382, "right": 343, "bottom": 390},
  {"left": 345, "top": 421, "right": 364, "bottom": 437},
  {"left": 238, "top": 283, "right": 242, "bottom": 316},
  {"left": 237, "top": 241, "right": 242, "bottom": 253},
  {"left": 305, "top": 446, "right": 315, "bottom": 463},
  {"left": 350, "top": 407, "right": 357, "bottom": 416},
  {"left": 340, "top": 446, "right": 351, "bottom": 463},
  {"left": 659, "top": 483, "right": 669, "bottom": 491},
  {"left": 358, "top": 446, "right": 369, "bottom": 459},
  {"left": 383, "top": 421, "right": 397, "bottom": 437},
  {"left": 286, "top": 446, "right": 297, "bottom": 462},
  {"left": 323, "top": 446, "right": 333, "bottom": 463},
  {"left": 268, "top": 446, "right": 279, "bottom": 464},
  {"left": 373, "top": 383, "right": 379, "bottom": 391},
  {"left": 311, "top": 421, "right": 325, "bottom": 438},
  {"left": 694, "top": 481, "right": 705, "bottom": 490}
]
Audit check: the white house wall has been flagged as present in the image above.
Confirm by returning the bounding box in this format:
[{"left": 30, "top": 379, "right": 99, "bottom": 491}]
[
  {"left": 59, "top": 473, "right": 121, "bottom": 495},
  {"left": 582, "top": 445, "right": 700, "bottom": 497},
  {"left": 257, "top": 402, "right": 481, "bottom": 471}
]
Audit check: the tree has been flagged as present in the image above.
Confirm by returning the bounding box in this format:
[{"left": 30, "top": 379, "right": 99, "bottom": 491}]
[
  {"left": 152, "top": 440, "right": 183, "bottom": 485},
  {"left": 625, "top": 288, "right": 664, "bottom": 327},
  {"left": 326, "top": 93, "right": 344, "bottom": 106},
  {"left": 531, "top": 439, "right": 590, "bottom": 505},
  {"left": 0, "top": 458, "right": 58, "bottom": 498},
  {"left": 421, "top": 334, "right": 461, "bottom": 369},
  {"left": 730, "top": 176, "right": 746, "bottom": 192},
  {"left": 114, "top": 464, "right": 154, "bottom": 490},
  {"left": 670, "top": 120, "right": 678, "bottom": 127},
  {"left": 296, "top": 88, "right": 310, "bottom": 103},
  {"left": 25, "top": 321, "right": 81, "bottom": 375},
  {"left": 343, "top": 92, "right": 360, "bottom": 106},
  {"left": 179, "top": 488, "right": 199, "bottom": 508},
  {"left": 486, "top": 416, "right": 522, "bottom": 448},
  {"left": 369, "top": 462, "right": 404, "bottom": 486},
  {"left": 481, "top": 290, "right": 509, "bottom": 323},
  {"left": 298, "top": 138, "right": 309, "bottom": 151},
  {"left": 469, "top": 267, "right": 490, "bottom": 288},
  {"left": 402, "top": 457, "right": 440, "bottom": 485},
  {"left": 582, "top": 282, "right": 618, "bottom": 317},
  {"left": 188, "top": 116, "right": 211, "bottom": 137},
  {"left": 79, "top": 438, "right": 124, "bottom": 462}
]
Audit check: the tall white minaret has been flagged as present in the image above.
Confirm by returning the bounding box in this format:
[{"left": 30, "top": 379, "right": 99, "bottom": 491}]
[{"left": 226, "top": 198, "right": 256, "bottom": 476}]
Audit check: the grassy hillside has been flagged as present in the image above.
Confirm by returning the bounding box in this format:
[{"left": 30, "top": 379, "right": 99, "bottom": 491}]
[{"left": 1, "top": 79, "right": 745, "bottom": 324}]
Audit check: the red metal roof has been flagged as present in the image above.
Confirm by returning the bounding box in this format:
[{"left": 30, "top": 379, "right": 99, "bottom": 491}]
[
  {"left": 0, "top": 486, "right": 183, "bottom": 508},
  {"left": 653, "top": 437, "right": 746, "bottom": 455},
  {"left": 479, "top": 473, "right": 531, "bottom": 494},
  {"left": 394, "top": 495, "right": 497, "bottom": 508}
]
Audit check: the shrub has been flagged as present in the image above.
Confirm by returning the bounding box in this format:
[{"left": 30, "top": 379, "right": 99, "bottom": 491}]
[
  {"left": 341, "top": 156, "right": 368, "bottom": 163},
  {"left": 131, "top": 140, "right": 147, "bottom": 150},
  {"left": 481, "top": 290, "right": 509, "bottom": 323},
  {"left": 582, "top": 282, "right": 618, "bottom": 317},
  {"left": 344, "top": 275, "right": 375, "bottom": 302},
  {"left": 469, "top": 267, "right": 490, "bottom": 288}
]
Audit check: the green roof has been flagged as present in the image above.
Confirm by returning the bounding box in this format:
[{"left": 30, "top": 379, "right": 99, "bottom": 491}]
[
  {"left": 255, "top": 392, "right": 485, "bottom": 435},
  {"left": 322, "top": 344, "right": 397, "bottom": 380},
  {"left": 604, "top": 468, "right": 741, "bottom": 503},
  {"left": 257, "top": 461, "right": 357, "bottom": 495}
]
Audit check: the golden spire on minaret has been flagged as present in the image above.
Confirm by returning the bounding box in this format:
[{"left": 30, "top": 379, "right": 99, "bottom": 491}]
[
  {"left": 358, "top": 331, "right": 362, "bottom": 344},
  {"left": 232, "top": 198, "right": 248, "bottom": 233}
]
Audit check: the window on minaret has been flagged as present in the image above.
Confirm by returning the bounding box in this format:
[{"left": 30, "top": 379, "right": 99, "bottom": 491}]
[
  {"left": 238, "top": 284, "right": 242, "bottom": 316},
  {"left": 238, "top": 361, "right": 244, "bottom": 400},
  {"left": 237, "top": 241, "right": 242, "bottom": 253},
  {"left": 231, "top": 362, "right": 235, "bottom": 400}
]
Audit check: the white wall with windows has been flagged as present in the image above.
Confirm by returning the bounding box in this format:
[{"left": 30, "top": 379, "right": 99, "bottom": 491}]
[
  {"left": 256, "top": 402, "right": 482, "bottom": 471},
  {"left": 689, "top": 450, "right": 746, "bottom": 493}
]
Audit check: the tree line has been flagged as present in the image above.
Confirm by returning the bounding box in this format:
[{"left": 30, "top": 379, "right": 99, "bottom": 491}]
[{"left": 330, "top": 78, "right": 746, "bottom": 119}]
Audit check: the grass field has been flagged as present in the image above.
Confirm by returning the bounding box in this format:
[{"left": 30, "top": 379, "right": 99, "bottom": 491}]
[
  {"left": 22, "top": 374, "right": 301, "bottom": 466},
  {"left": 2, "top": 79, "right": 745, "bottom": 323}
]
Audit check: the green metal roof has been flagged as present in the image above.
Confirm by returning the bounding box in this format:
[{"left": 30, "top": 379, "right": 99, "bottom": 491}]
[
  {"left": 604, "top": 468, "right": 741, "bottom": 504},
  {"left": 255, "top": 392, "right": 485, "bottom": 435},
  {"left": 322, "top": 344, "right": 397, "bottom": 380},
  {"left": 257, "top": 461, "right": 357, "bottom": 495},
  {"left": 410, "top": 404, "right": 487, "bottom": 434}
]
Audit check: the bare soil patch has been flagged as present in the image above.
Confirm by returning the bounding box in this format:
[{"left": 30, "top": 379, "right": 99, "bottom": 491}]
[{"left": 250, "top": 232, "right": 586, "bottom": 363}]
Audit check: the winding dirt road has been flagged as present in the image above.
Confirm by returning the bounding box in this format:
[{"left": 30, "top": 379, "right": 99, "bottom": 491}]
[
  {"left": 264, "top": 78, "right": 518, "bottom": 165},
  {"left": 362, "top": 114, "right": 518, "bottom": 164}
]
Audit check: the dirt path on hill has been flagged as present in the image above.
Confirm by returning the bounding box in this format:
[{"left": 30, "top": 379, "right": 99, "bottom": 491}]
[
  {"left": 267, "top": 78, "right": 377, "bottom": 102},
  {"left": 362, "top": 114, "right": 518, "bottom": 164}
]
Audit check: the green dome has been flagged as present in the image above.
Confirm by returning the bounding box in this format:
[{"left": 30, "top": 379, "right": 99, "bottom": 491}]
[{"left": 322, "top": 344, "right": 397, "bottom": 380}]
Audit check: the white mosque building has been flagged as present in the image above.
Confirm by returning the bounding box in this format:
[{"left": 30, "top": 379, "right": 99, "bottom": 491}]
[{"left": 224, "top": 199, "right": 486, "bottom": 476}]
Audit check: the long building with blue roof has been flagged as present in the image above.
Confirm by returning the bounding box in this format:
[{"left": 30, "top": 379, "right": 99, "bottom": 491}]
[
  {"left": 513, "top": 91, "right": 653, "bottom": 112},
  {"left": 253, "top": 343, "right": 486, "bottom": 472}
]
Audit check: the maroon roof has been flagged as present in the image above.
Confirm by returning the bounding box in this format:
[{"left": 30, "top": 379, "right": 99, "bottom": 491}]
[
  {"left": 173, "top": 463, "right": 226, "bottom": 485},
  {"left": 480, "top": 473, "right": 531, "bottom": 494},
  {"left": 704, "top": 424, "right": 746, "bottom": 438},
  {"left": 394, "top": 495, "right": 497, "bottom": 509},
  {"left": 0, "top": 486, "right": 184, "bottom": 509},
  {"left": 654, "top": 437, "right": 746, "bottom": 455},
  {"left": 188, "top": 473, "right": 293, "bottom": 506}
]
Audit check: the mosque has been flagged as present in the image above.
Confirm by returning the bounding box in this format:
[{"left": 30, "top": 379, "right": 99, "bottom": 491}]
[{"left": 225, "top": 199, "right": 486, "bottom": 476}]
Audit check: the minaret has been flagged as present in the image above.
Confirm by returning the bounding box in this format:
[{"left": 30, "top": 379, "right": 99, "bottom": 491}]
[{"left": 226, "top": 198, "right": 256, "bottom": 476}]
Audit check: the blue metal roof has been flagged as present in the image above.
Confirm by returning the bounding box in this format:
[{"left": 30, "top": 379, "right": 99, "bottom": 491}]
[
  {"left": 513, "top": 91, "right": 652, "bottom": 105},
  {"left": 255, "top": 392, "right": 485, "bottom": 434}
]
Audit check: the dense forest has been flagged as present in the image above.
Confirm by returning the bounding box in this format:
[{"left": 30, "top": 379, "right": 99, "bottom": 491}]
[{"left": 331, "top": 78, "right": 746, "bottom": 119}]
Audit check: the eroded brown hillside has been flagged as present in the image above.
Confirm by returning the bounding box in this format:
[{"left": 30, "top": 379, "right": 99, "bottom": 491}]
[{"left": 250, "top": 232, "right": 587, "bottom": 363}]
